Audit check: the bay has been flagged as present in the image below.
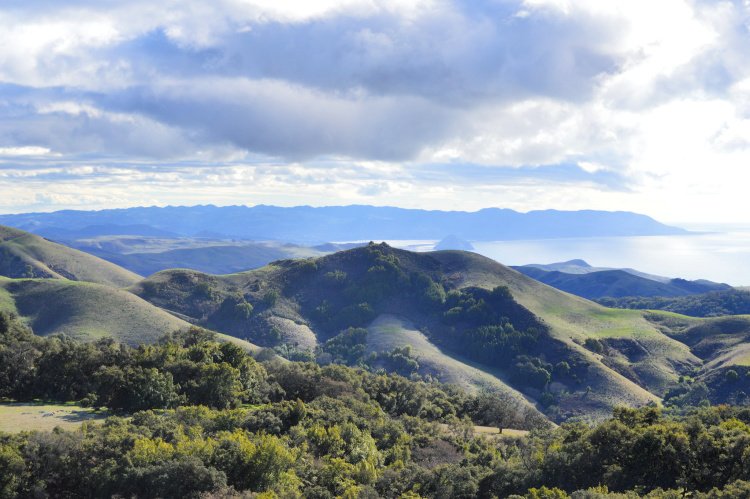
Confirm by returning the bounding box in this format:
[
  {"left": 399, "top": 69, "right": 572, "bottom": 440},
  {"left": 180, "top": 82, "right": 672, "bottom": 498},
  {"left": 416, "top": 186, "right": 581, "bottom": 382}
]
[{"left": 379, "top": 231, "right": 750, "bottom": 287}]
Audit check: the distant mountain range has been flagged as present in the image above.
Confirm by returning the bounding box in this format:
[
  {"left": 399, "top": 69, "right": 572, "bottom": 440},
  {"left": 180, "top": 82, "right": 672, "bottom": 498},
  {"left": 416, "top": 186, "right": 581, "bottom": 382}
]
[
  {"left": 0, "top": 205, "right": 686, "bottom": 243},
  {"left": 513, "top": 259, "right": 731, "bottom": 299}
]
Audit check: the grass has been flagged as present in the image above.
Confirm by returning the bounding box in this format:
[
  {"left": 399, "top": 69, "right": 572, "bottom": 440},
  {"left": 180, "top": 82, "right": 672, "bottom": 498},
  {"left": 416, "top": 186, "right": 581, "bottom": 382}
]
[
  {"left": 429, "top": 251, "right": 679, "bottom": 415},
  {"left": 0, "top": 278, "right": 16, "bottom": 314},
  {"left": 367, "top": 314, "right": 522, "bottom": 395},
  {"left": 0, "top": 402, "right": 108, "bottom": 433},
  {"left": 438, "top": 423, "right": 529, "bottom": 439},
  {"left": 1, "top": 278, "right": 188, "bottom": 344},
  {"left": 0, "top": 277, "right": 260, "bottom": 351},
  {"left": 366, "top": 314, "right": 546, "bottom": 424},
  {"left": 0, "top": 226, "right": 141, "bottom": 287}
]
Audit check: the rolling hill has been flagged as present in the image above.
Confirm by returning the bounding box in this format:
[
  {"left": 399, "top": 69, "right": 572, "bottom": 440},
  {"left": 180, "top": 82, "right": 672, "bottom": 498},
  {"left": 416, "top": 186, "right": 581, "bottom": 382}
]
[
  {"left": 0, "top": 276, "right": 258, "bottom": 352},
  {"left": 4, "top": 232, "right": 747, "bottom": 424},
  {"left": 640, "top": 311, "right": 750, "bottom": 405},
  {"left": 598, "top": 289, "right": 750, "bottom": 317},
  {"left": 129, "top": 243, "right": 708, "bottom": 421},
  {"left": 0, "top": 225, "right": 141, "bottom": 287},
  {"left": 514, "top": 263, "right": 730, "bottom": 299}
]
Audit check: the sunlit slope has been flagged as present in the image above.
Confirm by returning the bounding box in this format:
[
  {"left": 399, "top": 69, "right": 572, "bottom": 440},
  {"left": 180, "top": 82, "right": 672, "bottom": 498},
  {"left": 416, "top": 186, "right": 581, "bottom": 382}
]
[
  {"left": 0, "top": 277, "right": 259, "bottom": 351},
  {"left": 0, "top": 226, "right": 141, "bottom": 287},
  {"left": 646, "top": 311, "right": 750, "bottom": 369},
  {"left": 430, "top": 251, "right": 700, "bottom": 407},
  {"left": 367, "top": 314, "right": 547, "bottom": 427},
  {"left": 131, "top": 245, "right": 706, "bottom": 421}
]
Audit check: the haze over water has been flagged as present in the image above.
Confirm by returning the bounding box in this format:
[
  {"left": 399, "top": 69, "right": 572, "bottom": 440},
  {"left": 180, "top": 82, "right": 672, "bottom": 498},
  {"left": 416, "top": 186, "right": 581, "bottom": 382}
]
[{"left": 387, "top": 230, "right": 750, "bottom": 287}]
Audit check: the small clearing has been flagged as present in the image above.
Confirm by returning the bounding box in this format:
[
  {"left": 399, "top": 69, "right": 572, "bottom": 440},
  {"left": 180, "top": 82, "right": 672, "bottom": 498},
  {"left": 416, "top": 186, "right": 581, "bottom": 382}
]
[{"left": 0, "top": 403, "right": 108, "bottom": 433}]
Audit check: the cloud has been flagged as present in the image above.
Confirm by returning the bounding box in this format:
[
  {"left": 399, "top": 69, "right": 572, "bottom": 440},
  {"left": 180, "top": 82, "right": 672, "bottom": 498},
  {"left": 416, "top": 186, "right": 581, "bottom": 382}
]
[{"left": 0, "top": 0, "right": 749, "bottom": 222}]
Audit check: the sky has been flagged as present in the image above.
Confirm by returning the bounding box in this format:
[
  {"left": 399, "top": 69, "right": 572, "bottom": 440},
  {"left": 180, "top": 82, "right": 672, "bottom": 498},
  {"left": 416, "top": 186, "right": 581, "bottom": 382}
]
[{"left": 1, "top": 0, "right": 750, "bottom": 224}]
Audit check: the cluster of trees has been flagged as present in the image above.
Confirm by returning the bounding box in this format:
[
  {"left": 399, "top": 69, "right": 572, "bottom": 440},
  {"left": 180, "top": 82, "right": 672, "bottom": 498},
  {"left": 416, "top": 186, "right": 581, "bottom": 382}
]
[
  {"left": 0, "top": 316, "right": 268, "bottom": 412},
  {"left": 308, "top": 244, "right": 447, "bottom": 333},
  {"left": 492, "top": 405, "right": 750, "bottom": 497},
  {"left": 314, "top": 328, "right": 420, "bottom": 377},
  {"left": 7, "top": 313, "right": 750, "bottom": 496},
  {"left": 597, "top": 289, "right": 750, "bottom": 317},
  {"left": 300, "top": 244, "right": 568, "bottom": 396}
]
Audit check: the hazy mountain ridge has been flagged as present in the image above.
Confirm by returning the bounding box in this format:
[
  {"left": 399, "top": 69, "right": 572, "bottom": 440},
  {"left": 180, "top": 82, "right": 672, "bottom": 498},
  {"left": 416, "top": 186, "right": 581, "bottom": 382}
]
[
  {"left": 519, "top": 259, "right": 673, "bottom": 282},
  {"left": 73, "top": 239, "right": 325, "bottom": 276},
  {"left": 514, "top": 265, "right": 731, "bottom": 299},
  {"left": 512, "top": 259, "right": 732, "bottom": 300},
  {"left": 0, "top": 205, "right": 686, "bottom": 242}
]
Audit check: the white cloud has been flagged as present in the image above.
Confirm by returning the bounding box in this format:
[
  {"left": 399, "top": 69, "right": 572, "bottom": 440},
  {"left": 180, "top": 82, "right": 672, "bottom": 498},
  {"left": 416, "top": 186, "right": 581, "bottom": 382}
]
[
  {"left": 0, "top": 0, "right": 749, "bottom": 222},
  {"left": 0, "top": 146, "right": 55, "bottom": 157}
]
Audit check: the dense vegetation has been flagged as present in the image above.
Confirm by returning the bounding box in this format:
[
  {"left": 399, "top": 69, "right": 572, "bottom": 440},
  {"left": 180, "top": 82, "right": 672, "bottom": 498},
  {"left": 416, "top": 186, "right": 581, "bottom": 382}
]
[
  {"left": 5, "top": 312, "right": 750, "bottom": 497},
  {"left": 136, "top": 242, "right": 724, "bottom": 421},
  {"left": 295, "top": 244, "right": 565, "bottom": 394},
  {"left": 597, "top": 289, "right": 750, "bottom": 317}
]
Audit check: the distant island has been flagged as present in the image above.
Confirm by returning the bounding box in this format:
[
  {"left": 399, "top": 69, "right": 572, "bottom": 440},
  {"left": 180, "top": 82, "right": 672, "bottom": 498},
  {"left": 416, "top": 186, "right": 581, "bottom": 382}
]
[
  {"left": 434, "top": 234, "right": 475, "bottom": 251},
  {"left": 0, "top": 205, "right": 687, "bottom": 243}
]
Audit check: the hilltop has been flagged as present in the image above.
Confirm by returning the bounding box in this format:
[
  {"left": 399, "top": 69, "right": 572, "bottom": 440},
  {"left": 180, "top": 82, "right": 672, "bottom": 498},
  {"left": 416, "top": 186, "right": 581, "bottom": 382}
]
[
  {"left": 130, "top": 242, "right": 708, "bottom": 421},
  {"left": 0, "top": 225, "right": 141, "bottom": 287}
]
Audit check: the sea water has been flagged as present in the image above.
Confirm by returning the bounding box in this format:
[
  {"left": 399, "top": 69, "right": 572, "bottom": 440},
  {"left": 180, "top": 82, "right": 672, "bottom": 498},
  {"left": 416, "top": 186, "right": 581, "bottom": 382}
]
[{"left": 378, "top": 230, "right": 750, "bottom": 287}]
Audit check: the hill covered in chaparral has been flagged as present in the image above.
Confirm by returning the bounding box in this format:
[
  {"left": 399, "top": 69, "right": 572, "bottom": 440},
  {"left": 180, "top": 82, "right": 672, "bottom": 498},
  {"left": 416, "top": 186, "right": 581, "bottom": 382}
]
[
  {"left": 2, "top": 224, "right": 749, "bottom": 424},
  {"left": 129, "top": 242, "right": 750, "bottom": 422},
  {"left": 5, "top": 230, "right": 750, "bottom": 497}
]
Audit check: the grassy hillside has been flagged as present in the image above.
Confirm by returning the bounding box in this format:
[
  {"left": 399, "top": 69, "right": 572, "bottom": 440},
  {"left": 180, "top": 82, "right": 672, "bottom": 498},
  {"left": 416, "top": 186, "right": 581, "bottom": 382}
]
[
  {"left": 633, "top": 311, "right": 750, "bottom": 405},
  {"left": 130, "top": 243, "right": 709, "bottom": 421},
  {"left": 0, "top": 277, "right": 258, "bottom": 351},
  {"left": 515, "top": 266, "right": 729, "bottom": 299},
  {"left": 0, "top": 225, "right": 141, "bottom": 287},
  {"left": 428, "top": 251, "right": 699, "bottom": 417},
  {"left": 598, "top": 289, "right": 750, "bottom": 317},
  {"left": 645, "top": 311, "right": 750, "bottom": 368},
  {"left": 366, "top": 314, "right": 544, "bottom": 426}
]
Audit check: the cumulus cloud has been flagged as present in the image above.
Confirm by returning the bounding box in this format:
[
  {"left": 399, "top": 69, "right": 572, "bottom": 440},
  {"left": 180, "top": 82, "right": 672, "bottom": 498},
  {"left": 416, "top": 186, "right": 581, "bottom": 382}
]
[{"left": 1, "top": 0, "right": 750, "bottom": 221}]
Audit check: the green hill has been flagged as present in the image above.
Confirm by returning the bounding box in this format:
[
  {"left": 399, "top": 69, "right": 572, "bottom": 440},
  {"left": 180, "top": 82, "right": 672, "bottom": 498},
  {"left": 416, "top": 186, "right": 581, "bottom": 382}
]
[
  {"left": 0, "top": 225, "right": 141, "bottom": 287},
  {"left": 131, "top": 243, "right": 705, "bottom": 421},
  {"left": 598, "top": 289, "right": 750, "bottom": 317},
  {"left": 0, "top": 277, "right": 258, "bottom": 351},
  {"left": 514, "top": 266, "right": 730, "bottom": 299}
]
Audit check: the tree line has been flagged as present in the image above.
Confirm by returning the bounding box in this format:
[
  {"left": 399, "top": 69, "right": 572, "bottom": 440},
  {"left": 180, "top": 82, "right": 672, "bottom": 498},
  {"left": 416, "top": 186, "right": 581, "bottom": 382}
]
[{"left": 5, "top": 312, "right": 750, "bottom": 497}]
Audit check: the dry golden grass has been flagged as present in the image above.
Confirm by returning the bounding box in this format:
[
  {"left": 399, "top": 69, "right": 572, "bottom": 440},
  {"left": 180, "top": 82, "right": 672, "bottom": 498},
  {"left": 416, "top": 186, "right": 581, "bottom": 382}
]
[{"left": 0, "top": 403, "right": 108, "bottom": 433}]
